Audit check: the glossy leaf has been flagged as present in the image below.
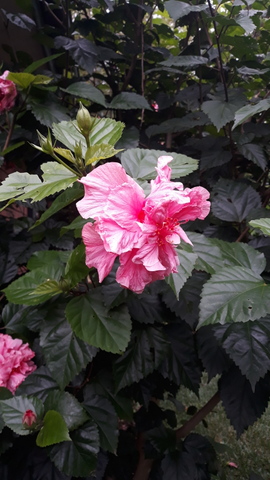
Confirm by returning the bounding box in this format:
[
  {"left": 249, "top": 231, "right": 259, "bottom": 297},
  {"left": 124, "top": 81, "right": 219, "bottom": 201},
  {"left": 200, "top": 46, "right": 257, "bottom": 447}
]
[
  {"left": 44, "top": 391, "right": 89, "bottom": 431},
  {"left": 65, "top": 291, "right": 131, "bottom": 353},
  {"left": 113, "top": 327, "right": 169, "bottom": 391},
  {"left": 199, "top": 267, "right": 270, "bottom": 327},
  {"left": 49, "top": 422, "right": 99, "bottom": 477},
  {"left": 40, "top": 304, "right": 97, "bottom": 389},
  {"left": 166, "top": 248, "right": 197, "bottom": 297},
  {"left": 233, "top": 99, "right": 270, "bottom": 129},
  {"left": 85, "top": 144, "right": 123, "bottom": 165},
  {"left": 165, "top": 0, "right": 208, "bottom": 21},
  {"left": 109, "top": 92, "right": 151, "bottom": 110},
  {"left": 63, "top": 82, "right": 107, "bottom": 107},
  {"left": 214, "top": 319, "right": 270, "bottom": 390},
  {"left": 83, "top": 393, "right": 118, "bottom": 453},
  {"left": 0, "top": 395, "right": 43, "bottom": 435},
  {"left": 121, "top": 148, "right": 198, "bottom": 180}
]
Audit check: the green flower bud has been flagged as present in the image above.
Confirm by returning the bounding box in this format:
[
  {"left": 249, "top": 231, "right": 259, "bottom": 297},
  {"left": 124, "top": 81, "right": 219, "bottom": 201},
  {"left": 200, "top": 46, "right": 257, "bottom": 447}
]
[
  {"left": 76, "top": 102, "right": 93, "bottom": 137},
  {"left": 37, "top": 130, "right": 54, "bottom": 155}
]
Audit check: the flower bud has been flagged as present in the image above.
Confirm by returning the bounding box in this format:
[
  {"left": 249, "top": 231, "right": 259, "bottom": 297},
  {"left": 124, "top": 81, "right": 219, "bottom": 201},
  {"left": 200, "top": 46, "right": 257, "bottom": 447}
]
[
  {"left": 22, "top": 409, "right": 37, "bottom": 428},
  {"left": 37, "top": 130, "right": 54, "bottom": 156},
  {"left": 76, "top": 103, "right": 93, "bottom": 137},
  {"left": 74, "top": 141, "right": 83, "bottom": 160}
]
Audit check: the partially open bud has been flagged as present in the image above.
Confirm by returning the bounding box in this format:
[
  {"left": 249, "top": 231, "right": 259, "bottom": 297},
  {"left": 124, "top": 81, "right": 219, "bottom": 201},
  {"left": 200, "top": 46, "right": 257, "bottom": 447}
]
[
  {"left": 37, "top": 130, "right": 54, "bottom": 156},
  {"left": 22, "top": 409, "right": 37, "bottom": 428},
  {"left": 76, "top": 103, "right": 93, "bottom": 138}
]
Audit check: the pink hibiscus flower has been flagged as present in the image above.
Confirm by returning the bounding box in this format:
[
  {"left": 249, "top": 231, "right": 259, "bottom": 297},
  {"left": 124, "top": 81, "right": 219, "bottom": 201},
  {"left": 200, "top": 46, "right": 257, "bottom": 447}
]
[
  {"left": 77, "top": 156, "right": 210, "bottom": 293},
  {"left": 0, "top": 333, "right": 36, "bottom": 394},
  {"left": 0, "top": 71, "right": 17, "bottom": 114}
]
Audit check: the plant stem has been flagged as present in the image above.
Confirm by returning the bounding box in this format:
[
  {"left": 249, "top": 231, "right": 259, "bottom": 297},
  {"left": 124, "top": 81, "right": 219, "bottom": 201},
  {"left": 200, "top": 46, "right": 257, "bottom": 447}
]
[
  {"left": 176, "top": 391, "right": 220, "bottom": 439},
  {"left": 206, "top": 0, "right": 228, "bottom": 102}
]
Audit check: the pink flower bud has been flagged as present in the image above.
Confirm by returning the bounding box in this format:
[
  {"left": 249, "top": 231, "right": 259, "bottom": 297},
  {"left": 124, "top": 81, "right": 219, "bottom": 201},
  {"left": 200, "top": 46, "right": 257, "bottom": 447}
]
[
  {"left": 22, "top": 410, "right": 37, "bottom": 427},
  {"left": 0, "top": 71, "right": 17, "bottom": 114}
]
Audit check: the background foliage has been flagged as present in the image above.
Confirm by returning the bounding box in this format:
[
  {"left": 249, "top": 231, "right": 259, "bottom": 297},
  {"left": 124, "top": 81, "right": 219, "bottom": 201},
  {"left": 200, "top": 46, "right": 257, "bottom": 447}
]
[{"left": 0, "top": 0, "right": 270, "bottom": 478}]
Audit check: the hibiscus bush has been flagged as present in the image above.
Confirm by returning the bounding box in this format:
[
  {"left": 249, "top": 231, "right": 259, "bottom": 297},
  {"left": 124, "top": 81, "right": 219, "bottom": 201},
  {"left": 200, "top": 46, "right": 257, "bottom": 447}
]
[{"left": 0, "top": 0, "right": 270, "bottom": 479}]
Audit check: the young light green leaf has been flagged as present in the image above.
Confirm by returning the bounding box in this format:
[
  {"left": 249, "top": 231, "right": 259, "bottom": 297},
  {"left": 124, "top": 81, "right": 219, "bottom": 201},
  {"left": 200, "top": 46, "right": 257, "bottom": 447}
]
[
  {"left": 85, "top": 144, "right": 123, "bottom": 165},
  {"left": 0, "top": 162, "right": 77, "bottom": 210},
  {"left": 7, "top": 72, "right": 52, "bottom": 89},
  {"left": 198, "top": 267, "right": 270, "bottom": 327},
  {"left": 233, "top": 99, "right": 270, "bottom": 129},
  {"left": 249, "top": 218, "right": 270, "bottom": 236},
  {"left": 36, "top": 410, "right": 71, "bottom": 447},
  {"left": 65, "top": 291, "right": 131, "bottom": 354}
]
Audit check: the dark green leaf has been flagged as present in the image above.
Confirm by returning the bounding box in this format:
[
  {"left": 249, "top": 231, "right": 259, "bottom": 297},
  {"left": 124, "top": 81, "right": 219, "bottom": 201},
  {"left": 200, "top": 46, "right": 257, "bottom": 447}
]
[
  {"left": 214, "top": 319, "right": 270, "bottom": 390},
  {"left": 212, "top": 179, "right": 261, "bottom": 222},
  {"left": 29, "top": 100, "right": 70, "bottom": 127},
  {"left": 160, "top": 323, "right": 201, "bottom": 393},
  {"left": 40, "top": 303, "right": 97, "bottom": 389},
  {"left": 239, "top": 143, "right": 267, "bottom": 170},
  {"left": 65, "top": 291, "right": 131, "bottom": 353},
  {"left": 63, "top": 82, "right": 107, "bottom": 107},
  {"left": 210, "top": 238, "right": 266, "bottom": 275},
  {"left": 219, "top": 367, "right": 270, "bottom": 436},
  {"left": 64, "top": 244, "right": 89, "bottom": 286},
  {"left": 49, "top": 422, "right": 99, "bottom": 477},
  {"left": 0, "top": 395, "right": 43, "bottom": 435},
  {"left": 31, "top": 182, "right": 83, "bottom": 229},
  {"left": 198, "top": 267, "right": 270, "bottom": 327},
  {"left": 109, "top": 92, "right": 151, "bottom": 110},
  {"left": 16, "top": 366, "right": 59, "bottom": 401},
  {"left": 54, "top": 37, "right": 97, "bottom": 74},
  {"left": 114, "top": 327, "right": 169, "bottom": 392},
  {"left": 44, "top": 391, "right": 88, "bottom": 431},
  {"left": 83, "top": 393, "right": 118, "bottom": 453},
  {"left": 166, "top": 248, "right": 197, "bottom": 297},
  {"left": 186, "top": 232, "right": 224, "bottom": 275},
  {"left": 165, "top": 0, "right": 208, "bottom": 21}
]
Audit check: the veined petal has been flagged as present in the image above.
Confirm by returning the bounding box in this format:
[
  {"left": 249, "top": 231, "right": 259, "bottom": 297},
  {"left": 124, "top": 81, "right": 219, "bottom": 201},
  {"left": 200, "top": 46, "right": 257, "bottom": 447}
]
[
  {"left": 106, "top": 183, "right": 145, "bottom": 228},
  {"left": 132, "top": 243, "right": 166, "bottom": 272},
  {"left": 82, "top": 222, "right": 117, "bottom": 282},
  {"left": 116, "top": 250, "right": 153, "bottom": 294},
  {"left": 96, "top": 218, "right": 142, "bottom": 255},
  {"left": 175, "top": 226, "right": 193, "bottom": 245},
  {"left": 77, "top": 162, "right": 138, "bottom": 219}
]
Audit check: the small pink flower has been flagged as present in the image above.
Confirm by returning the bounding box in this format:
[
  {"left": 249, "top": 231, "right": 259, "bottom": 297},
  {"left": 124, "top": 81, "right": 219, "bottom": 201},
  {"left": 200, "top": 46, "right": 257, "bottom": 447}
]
[
  {"left": 77, "top": 156, "right": 210, "bottom": 293},
  {"left": 0, "top": 333, "right": 36, "bottom": 394},
  {"left": 227, "top": 462, "right": 238, "bottom": 469},
  {"left": 22, "top": 409, "right": 37, "bottom": 427},
  {"left": 0, "top": 71, "right": 17, "bottom": 113}
]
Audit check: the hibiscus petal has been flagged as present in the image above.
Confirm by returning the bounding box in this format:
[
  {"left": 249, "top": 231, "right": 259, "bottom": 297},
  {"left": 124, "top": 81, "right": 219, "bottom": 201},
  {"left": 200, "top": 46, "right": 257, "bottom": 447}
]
[
  {"left": 77, "top": 162, "right": 138, "bottom": 219},
  {"left": 97, "top": 218, "right": 142, "bottom": 255},
  {"left": 82, "top": 222, "right": 117, "bottom": 282},
  {"left": 106, "top": 183, "right": 145, "bottom": 228},
  {"left": 132, "top": 243, "right": 166, "bottom": 272},
  {"left": 116, "top": 250, "right": 153, "bottom": 294}
]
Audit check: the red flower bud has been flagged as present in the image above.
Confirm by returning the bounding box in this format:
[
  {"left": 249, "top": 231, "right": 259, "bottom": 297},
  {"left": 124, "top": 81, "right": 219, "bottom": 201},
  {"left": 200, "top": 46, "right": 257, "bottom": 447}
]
[{"left": 22, "top": 410, "right": 37, "bottom": 427}]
